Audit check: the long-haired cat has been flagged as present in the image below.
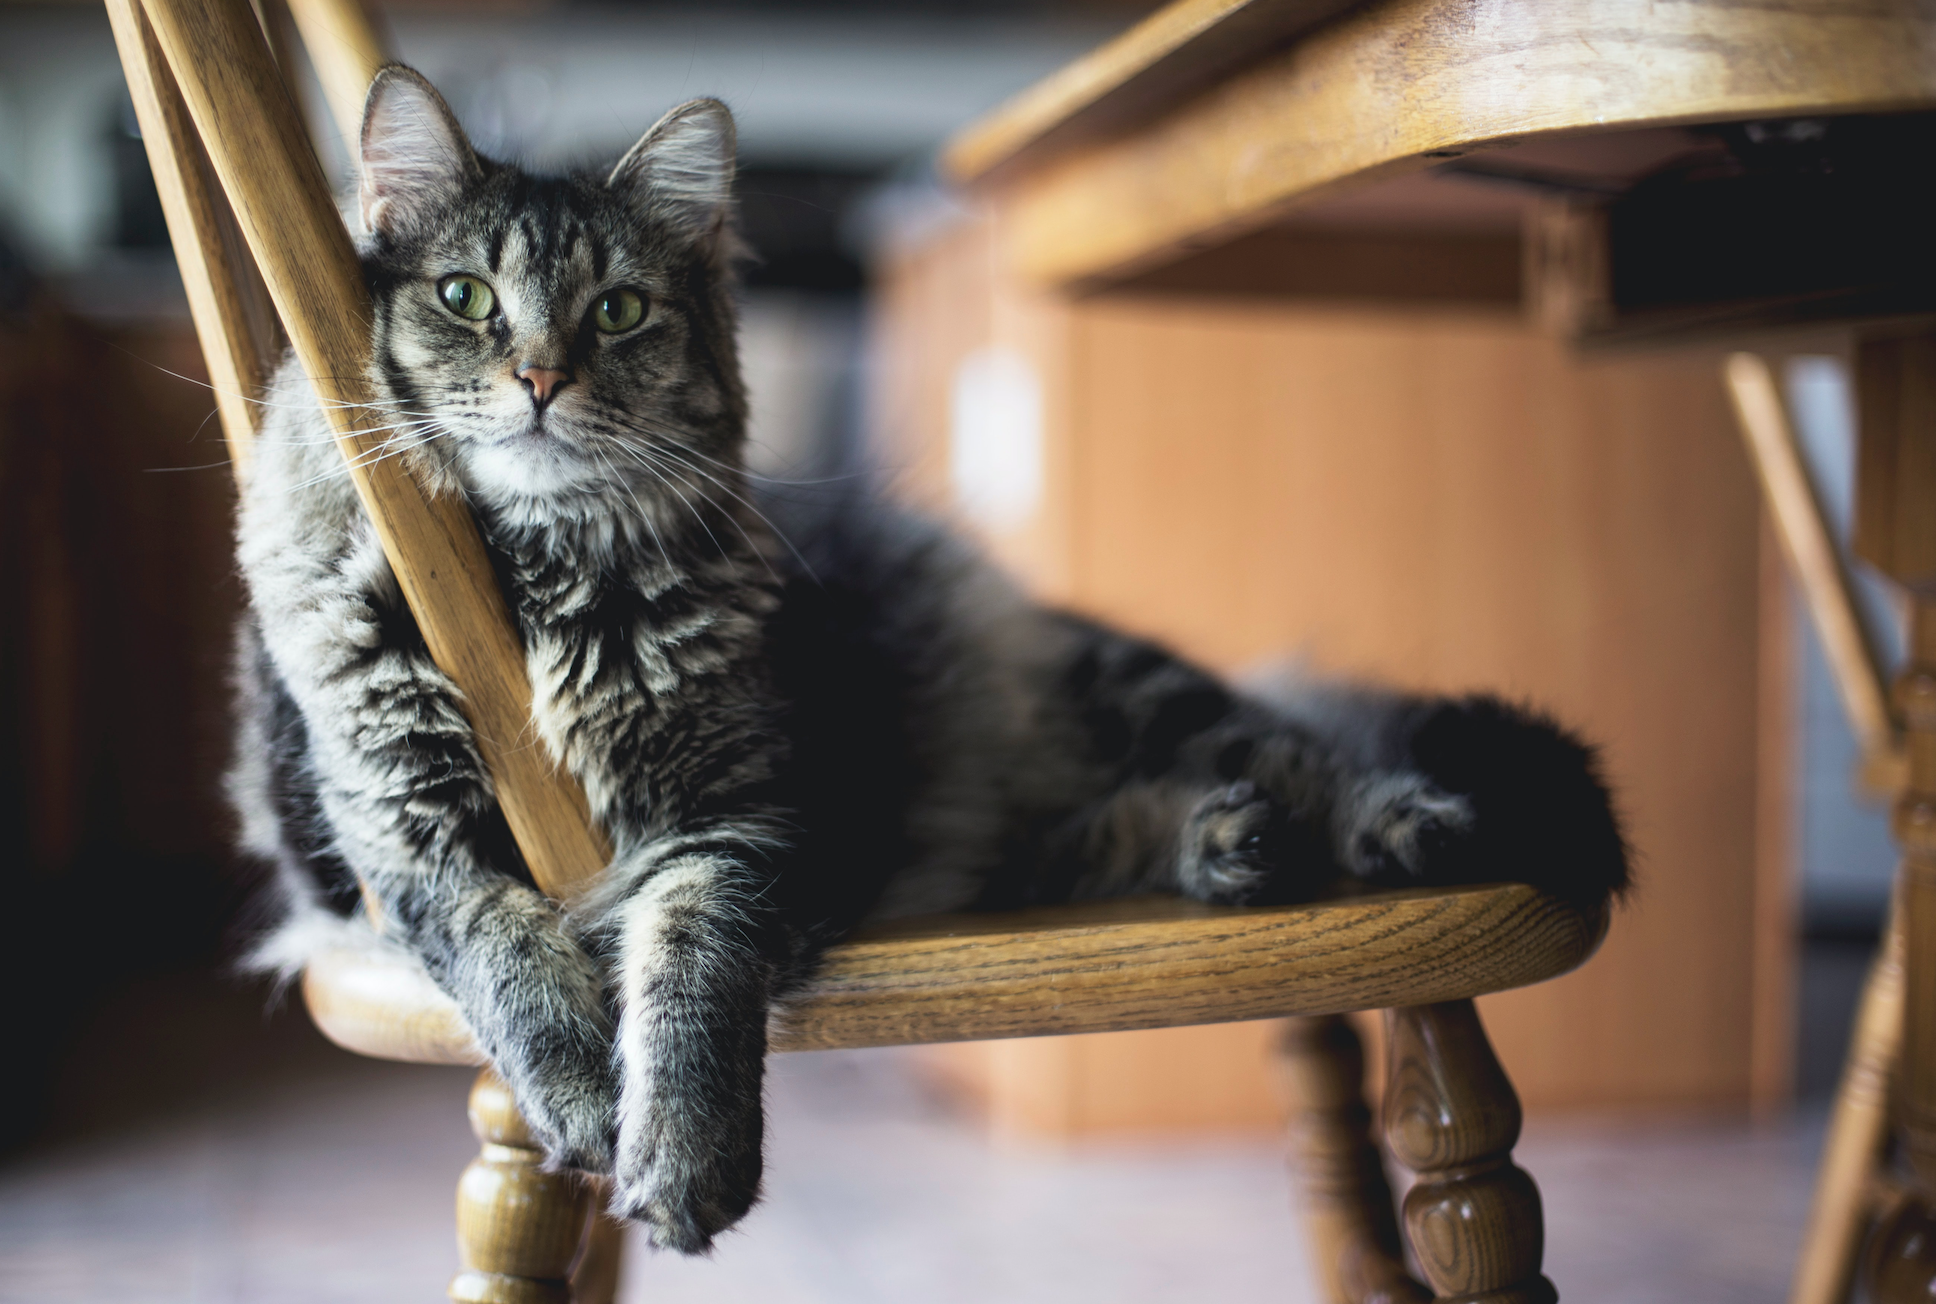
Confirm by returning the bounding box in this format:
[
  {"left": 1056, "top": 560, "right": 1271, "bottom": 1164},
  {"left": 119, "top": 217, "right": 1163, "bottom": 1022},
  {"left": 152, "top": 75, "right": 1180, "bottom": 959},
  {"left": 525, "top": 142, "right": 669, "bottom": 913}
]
[{"left": 230, "top": 65, "right": 1627, "bottom": 1254}]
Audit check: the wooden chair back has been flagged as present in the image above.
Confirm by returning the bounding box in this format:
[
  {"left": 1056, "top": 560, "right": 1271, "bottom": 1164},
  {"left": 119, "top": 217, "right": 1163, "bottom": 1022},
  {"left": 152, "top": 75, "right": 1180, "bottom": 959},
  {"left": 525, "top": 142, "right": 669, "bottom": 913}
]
[{"left": 107, "top": 0, "right": 607, "bottom": 901}]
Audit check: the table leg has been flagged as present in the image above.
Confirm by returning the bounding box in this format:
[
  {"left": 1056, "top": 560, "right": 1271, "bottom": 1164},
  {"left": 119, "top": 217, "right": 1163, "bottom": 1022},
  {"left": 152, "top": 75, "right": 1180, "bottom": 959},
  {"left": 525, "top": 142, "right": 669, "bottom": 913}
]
[
  {"left": 1845, "top": 332, "right": 1936, "bottom": 1304},
  {"left": 1866, "top": 612, "right": 1936, "bottom": 1301}
]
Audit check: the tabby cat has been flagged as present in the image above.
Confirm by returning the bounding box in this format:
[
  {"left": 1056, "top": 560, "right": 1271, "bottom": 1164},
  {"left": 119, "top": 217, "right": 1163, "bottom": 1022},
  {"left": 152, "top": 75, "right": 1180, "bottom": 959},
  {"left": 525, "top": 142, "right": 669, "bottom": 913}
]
[{"left": 230, "top": 65, "right": 1627, "bottom": 1254}]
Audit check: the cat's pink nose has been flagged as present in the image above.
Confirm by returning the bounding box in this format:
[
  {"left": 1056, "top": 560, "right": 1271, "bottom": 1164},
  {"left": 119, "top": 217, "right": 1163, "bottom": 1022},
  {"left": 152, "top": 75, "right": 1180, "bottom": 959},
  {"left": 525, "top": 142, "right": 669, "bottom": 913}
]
[{"left": 517, "top": 365, "right": 570, "bottom": 407}]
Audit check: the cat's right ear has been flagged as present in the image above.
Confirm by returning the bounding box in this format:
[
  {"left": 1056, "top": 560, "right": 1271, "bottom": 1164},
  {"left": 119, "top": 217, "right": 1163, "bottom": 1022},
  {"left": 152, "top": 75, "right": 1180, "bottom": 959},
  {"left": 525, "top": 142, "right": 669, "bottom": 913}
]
[{"left": 359, "top": 65, "right": 480, "bottom": 238}]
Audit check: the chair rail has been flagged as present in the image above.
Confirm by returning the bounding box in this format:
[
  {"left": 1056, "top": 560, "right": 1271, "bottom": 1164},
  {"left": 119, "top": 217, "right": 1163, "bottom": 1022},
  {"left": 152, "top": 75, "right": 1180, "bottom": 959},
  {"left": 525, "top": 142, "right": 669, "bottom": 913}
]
[{"left": 304, "top": 884, "right": 1604, "bottom": 1065}]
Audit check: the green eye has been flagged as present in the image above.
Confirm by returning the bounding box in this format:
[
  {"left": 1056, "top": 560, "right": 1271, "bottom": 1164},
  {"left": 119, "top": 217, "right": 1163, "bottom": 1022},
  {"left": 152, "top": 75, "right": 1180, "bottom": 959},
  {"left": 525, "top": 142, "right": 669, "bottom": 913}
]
[
  {"left": 439, "top": 275, "right": 496, "bottom": 321},
  {"left": 593, "top": 288, "right": 646, "bottom": 333}
]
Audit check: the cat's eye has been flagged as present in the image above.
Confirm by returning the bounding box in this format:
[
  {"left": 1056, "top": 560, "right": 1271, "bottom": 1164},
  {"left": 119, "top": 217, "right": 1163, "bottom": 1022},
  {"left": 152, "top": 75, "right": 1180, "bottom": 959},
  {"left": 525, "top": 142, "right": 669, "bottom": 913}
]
[
  {"left": 439, "top": 275, "right": 496, "bottom": 321},
  {"left": 593, "top": 288, "right": 646, "bottom": 334}
]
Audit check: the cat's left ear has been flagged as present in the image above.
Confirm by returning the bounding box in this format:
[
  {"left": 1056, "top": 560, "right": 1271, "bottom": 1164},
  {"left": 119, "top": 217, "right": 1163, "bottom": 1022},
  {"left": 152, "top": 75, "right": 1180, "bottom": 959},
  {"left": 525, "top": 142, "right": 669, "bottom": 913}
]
[{"left": 607, "top": 99, "right": 736, "bottom": 247}]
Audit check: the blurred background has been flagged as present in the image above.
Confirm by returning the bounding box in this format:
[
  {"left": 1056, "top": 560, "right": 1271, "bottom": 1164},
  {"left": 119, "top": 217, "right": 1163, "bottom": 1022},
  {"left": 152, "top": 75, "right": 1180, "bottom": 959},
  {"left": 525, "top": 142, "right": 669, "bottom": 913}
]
[{"left": 0, "top": 1, "right": 1902, "bottom": 1300}]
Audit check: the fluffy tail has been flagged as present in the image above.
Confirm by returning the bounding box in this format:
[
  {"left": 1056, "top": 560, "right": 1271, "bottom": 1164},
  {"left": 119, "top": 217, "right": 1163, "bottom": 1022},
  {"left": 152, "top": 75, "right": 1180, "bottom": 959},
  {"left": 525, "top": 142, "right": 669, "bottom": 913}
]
[
  {"left": 1395, "top": 694, "right": 1630, "bottom": 914},
  {"left": 1254, "top": 671, "right": 1630, "bottom": 915}
]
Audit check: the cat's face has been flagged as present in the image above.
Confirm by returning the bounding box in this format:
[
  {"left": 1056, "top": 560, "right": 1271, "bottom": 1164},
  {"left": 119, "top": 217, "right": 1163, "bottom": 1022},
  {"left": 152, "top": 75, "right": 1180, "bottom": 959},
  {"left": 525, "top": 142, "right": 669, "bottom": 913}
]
[{"left": 358, "top": 68, "right": 744, "bottom": 521}]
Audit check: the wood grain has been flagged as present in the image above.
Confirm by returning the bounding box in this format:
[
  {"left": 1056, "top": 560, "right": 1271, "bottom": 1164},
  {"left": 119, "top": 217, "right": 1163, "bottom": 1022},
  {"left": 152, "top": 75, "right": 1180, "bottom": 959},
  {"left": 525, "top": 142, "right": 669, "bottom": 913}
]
[
  {"left": 1727, "top": 353, "right": 1897, "bottom": 775},
  {"left": 302, "top": 941, "right": 487, "bottom": 1067},
  {"left": 106, "top": 0, "right": 279, "bottom": 470},
  {"left": 283, "top": 0, "right": 385, "bottom": 144},
  {"left": 1856, "top": 334, "right": 1936, "bottom": 593},
  {"left": 969, "top": 0, "right": 1936, "bottom": 287},
  {"left": 1384, "top": 1001, "right": 1554, "bottom": 1304},
  {"left": 1277, "top": 1016, "right": 1428, "bottom": 1304},
  {"left": 303, "top": 885, "right": 1602, "bottom": 1067},
  {"left": 136, "top": 0, "right": 611, "bottom": 901},
  {"left": 942, "top": 0, "right": 1361, "bottom": 185},
  {"left": 778, "top": 887, "right": 1601, "bottom": 1051},
  {"left": 450, "top": 1070, "right": 594, "bottom": 1304}
]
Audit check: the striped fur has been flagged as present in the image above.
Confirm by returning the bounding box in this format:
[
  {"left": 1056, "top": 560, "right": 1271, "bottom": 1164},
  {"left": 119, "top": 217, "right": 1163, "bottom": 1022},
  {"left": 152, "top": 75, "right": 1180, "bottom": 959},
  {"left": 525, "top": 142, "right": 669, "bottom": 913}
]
[{"left": 230, "top": 66, "right": 1628, "bottom": 1255}]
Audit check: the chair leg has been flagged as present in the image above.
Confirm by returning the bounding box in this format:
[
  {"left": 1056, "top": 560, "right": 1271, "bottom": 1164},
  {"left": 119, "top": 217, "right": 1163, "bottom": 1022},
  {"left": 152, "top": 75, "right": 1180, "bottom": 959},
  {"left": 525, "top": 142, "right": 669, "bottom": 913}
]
[
  {"left": 1791, "top": 899, "right": 1903, "bottom": 1304},
  {"left": 569, "top": 1202, "right": 627, "bottom": 1304},
  {"left": 1279, "top": 1016, "right": 1430, "bottom": 1304},
  {"left": 449, "top": 1069, "right": 597, "bottom": 1304},
  {"left": 1382, "top": 1001, "right": 1555, "bottom": 1304}
]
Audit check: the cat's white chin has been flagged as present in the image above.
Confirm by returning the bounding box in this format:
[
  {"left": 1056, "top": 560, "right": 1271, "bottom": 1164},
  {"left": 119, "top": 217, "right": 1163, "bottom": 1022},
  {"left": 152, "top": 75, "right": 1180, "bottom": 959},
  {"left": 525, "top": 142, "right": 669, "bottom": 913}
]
[{"left": 460, "top": 432, "right": 608, "bottom": 503}]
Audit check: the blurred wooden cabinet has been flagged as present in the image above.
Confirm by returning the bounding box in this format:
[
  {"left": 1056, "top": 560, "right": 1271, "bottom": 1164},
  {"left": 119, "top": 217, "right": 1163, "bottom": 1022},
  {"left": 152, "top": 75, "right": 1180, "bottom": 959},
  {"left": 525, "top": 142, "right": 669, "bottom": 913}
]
[{"left": 870, "top": 211, "right": 1790, "bottom": 1132}]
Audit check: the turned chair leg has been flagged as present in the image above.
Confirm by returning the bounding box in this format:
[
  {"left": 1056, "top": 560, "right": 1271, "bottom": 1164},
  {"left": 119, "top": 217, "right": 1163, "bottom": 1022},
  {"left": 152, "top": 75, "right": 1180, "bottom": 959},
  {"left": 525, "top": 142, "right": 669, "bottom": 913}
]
[
  {"left": 1790, "top": 898, "right": 1903, "bottom": 1304},
  {"left": 1279, "top": 1016, "right": 1430, "bottom": 1304},
  {"left": 1383, "top": 1001, "right": 1555, "bottom": 1304},
  {"left": 449, "top": 1069, "right": 599, "bottom": 1304},
  {"left": 569, "top": 1204, "right": 627, "bottom": 1304}
]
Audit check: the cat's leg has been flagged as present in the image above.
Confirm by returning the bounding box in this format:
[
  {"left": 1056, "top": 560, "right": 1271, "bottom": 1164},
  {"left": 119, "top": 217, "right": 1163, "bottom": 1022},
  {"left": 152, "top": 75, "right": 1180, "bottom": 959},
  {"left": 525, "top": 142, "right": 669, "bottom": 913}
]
[
  {"left": 1049, "top": 777, "right": 1328, "bottom": 905},
  {"left": 1192, "top": 721, "right": 1481, "bottom": 898},
  {"left": 248, "top": 523, "right": 616, "bottom": 1171},
  {"left": 1056, "top": 768, "right": 1470, "bottom": 906},
  {"left": 1177, "top": 779, "right": 1323, "bottom": 903},
  {"left": 1321, "top": 769, "right": 1476, "bottom": 887},
  {"left": 597, "top": 830, "right": 784, "bottom": 1252},
  {"left": 1045, "top": 624, "right": 1483, "bottom": 904},
  {"left": 488, "top": 526, "right": 794, "bottom": 1246},
  {"left": 364, "top": 844, "right": 615, "bottom": 1173},
  {"left": 1257, "top": 688, "right": 1629, "bottom": 911}
]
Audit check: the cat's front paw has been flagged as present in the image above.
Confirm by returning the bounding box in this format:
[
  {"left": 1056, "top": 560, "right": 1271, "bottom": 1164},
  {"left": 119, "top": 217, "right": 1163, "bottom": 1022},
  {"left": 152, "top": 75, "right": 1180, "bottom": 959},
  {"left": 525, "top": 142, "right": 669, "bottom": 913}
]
[
  {"left": 510, "top": 1058, "right": 617, "bottom": 1175},
  {"left": 610, "top": 1087, "right": 763, "bottom": 1253},
  {"left": 1338, "top": 772, "right": 1475, "bottom": 884}
]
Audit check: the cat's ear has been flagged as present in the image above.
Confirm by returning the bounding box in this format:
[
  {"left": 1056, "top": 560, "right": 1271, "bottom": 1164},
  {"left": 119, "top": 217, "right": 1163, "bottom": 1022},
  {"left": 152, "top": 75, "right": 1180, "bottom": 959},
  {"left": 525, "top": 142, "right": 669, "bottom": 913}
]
[
  {"left": 359, "top": 65, "right": 480, "bottom": 238},
  {"left": 606, "top": 99, "right": 736, "bottom": 244}
]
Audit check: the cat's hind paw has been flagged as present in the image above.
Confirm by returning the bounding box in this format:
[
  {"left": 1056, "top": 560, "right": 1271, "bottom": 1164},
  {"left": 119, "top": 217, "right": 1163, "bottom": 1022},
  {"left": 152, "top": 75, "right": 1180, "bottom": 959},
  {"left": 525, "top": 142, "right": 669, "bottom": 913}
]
[
  {"left": 1336, "top": 772, "right": 1475, "bottom": 884},
  {"left": 1177, "top": 781, "right": 1276, "bottom": 904}
]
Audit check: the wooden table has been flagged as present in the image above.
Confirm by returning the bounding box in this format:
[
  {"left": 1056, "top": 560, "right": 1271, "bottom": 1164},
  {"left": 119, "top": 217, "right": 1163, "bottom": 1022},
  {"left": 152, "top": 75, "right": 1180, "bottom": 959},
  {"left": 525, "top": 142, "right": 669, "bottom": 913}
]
[{"left": 902, "top": 3, "right": 1936, "bottom": 1301}]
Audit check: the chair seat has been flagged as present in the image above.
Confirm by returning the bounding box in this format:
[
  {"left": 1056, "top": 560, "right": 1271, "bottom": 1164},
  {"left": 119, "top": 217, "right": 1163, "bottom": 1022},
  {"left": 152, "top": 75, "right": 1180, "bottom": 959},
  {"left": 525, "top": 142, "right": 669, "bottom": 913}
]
[{"left": 301, "top": 883, "right": 1603, "bottom": 1066}]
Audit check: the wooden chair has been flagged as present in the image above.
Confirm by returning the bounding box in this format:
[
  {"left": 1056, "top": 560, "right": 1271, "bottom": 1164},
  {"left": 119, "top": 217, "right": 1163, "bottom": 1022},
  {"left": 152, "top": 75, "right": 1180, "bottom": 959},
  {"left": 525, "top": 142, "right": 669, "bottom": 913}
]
[{"left": 110, "top": 0, "right": 1606, "bottom": 1298}]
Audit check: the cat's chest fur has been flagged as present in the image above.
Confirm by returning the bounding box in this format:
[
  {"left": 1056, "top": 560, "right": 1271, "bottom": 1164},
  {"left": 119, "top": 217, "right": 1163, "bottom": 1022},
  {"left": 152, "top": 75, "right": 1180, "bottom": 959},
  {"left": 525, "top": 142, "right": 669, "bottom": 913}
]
[{"left": 486, "top": 511, "right": 783, "bottom": 838}]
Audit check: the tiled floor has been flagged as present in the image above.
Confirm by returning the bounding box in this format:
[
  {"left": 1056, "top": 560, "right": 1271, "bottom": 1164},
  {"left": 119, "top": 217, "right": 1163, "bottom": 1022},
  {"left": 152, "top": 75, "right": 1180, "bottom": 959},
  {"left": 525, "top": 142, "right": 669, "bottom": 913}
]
[{"left": 0, "top": 962, "right": 1850, "bottom": 1303}]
